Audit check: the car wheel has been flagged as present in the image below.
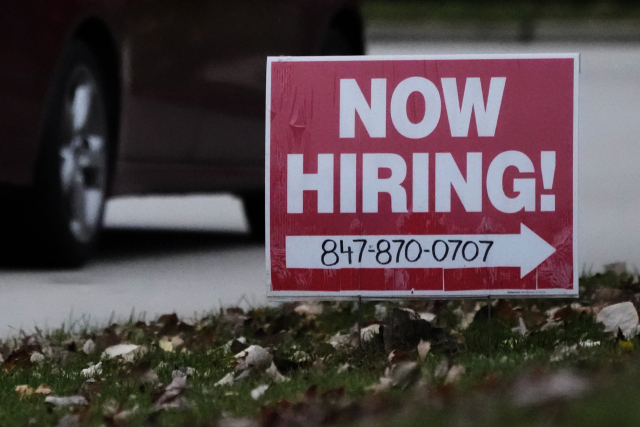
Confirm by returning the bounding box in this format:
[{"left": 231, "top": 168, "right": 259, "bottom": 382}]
[{"left": 33, "top": 40, "right": 112, "bottom": 267}]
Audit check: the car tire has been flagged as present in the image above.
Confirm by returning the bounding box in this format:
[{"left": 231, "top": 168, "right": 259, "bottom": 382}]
[{"left": 30, "top": 40, "right": 113, "bottom": 267}]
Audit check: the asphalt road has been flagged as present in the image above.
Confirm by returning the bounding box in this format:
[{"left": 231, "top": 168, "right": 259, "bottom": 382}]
[{"left": 0, "top": 40, "right": 639, "bottom": 338}]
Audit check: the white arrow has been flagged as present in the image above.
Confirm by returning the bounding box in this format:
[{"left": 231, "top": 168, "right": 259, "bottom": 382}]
[{"left": 285, "top": 223, "right": 556, "bottom": 278}]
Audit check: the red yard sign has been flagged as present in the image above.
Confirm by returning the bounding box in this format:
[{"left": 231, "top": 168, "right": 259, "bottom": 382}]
[{"left": 266, "top": 54, "right": 578, "bottom": 300}]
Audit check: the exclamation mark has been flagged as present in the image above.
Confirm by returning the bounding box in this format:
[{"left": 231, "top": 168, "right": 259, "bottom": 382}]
[{"left": 540, "top": 151, "right": 556, "bottom": 211}]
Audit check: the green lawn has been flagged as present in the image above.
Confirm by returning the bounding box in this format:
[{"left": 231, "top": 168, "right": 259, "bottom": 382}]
[{"left": 1, "top": 271, "right": 639, "bottom": 426}]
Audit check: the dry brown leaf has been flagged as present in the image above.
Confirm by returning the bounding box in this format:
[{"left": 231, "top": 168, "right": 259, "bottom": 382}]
[
  {"left": 35, "top": 384, "right": 52, "bottom": 395},
  {"left": 417, "top": 340, "right": 431, "bottom": 360},
  {"left": 294, "top": 302, "right": 323, "bottom": 319},
  {"left": 444, "top": 365, "right": 465, "bottom": 384},
  {"left": 15, "top": 385, "right": 33, "bottom": 399},
  {"left": 159, "top": 338, "right": 174, "bottom": 353}
]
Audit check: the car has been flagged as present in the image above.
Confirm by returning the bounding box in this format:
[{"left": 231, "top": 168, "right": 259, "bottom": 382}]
[{"left": 0, "top": 0, "right": 364, "bottom": 267}]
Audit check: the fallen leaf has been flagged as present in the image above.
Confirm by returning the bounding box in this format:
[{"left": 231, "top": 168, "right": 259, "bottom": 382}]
[
  {"left": 35, "top": 384, "right": 52, "bottom": 395},
  {"left": 328, "top": 331, "right": 358, "bottom": 349},
  {"left": 512, "top": 317, "right": 528, "bottom": 336},
  {"left": 388, "top": 349, "right": 411, "bottom": 365},
  {"left": 552, "top": 305, "right": 576, "bottom": 322},
  {"left": 234, "top": 369, "right": 251, "bottom": 382},
  {"left": 520, "top": 310, "right": 548, "bottom": 330},
  {"left": 15, "top": 385, "right": 33, "bottom": 398},
  {"left": 266, "top": 362, "right": 288, "bottom": 382},
  {"left": 102, "top": 344, "right": 143, "bottom": 362},
  {"left": 388, "top": 361, "right": 421, "bottom": 389},
  {"left": 82, "top": 339, "right": 96, "bottom": 355},
  {"left": 361, "top": 324, "right": 381, "bottom": 343},
  {"left": 493, "top": 299, "right": 520, "bottom": 326},
  {"left": 434, "top": 358, "right": 449, "bottom": 378},
  {"left": 417, "top": 340, "right": 431, "bottom": 360},
  {"left": 4, "top": 348, "right": 33, "bottom": 371},
  {"left": 235, "top": 345, "right": 272, "bottom": 371},
  {"left": 45, "top": 395, "right": 89, "bottom": 407},
  {"left": 418, "top": 311, "right": 437, "bottom": 322},
  {"left": 30, "top": 352, "right": 45, "bottom": 364},
  {"left": 215, "top": 372, "right": 235, "bottom": 387},
  {"left": 159, "top": 338, "right": 174, "bottom": 353},
  {"left": 374, "top": 304, "right": 388, "bottom": 321},
  {"left": 114, "top": 405, "right": 139, "bottom": 421},
  {"left": 154, "top": 375, "right": 190, "bottom": 410},
  {"left": 170, "top": 335, "right": 184, "bottom": 349},
  {"left": 444, "top": 365, "right": 465, "bottom": 384},
  {"left": 250, "top": 384, "right": 269, "bottom": 400},
  {"left": 596, "top": 302, "right": 639, "bottom": 339},
  {"left": 294, "top": 302, "right": 323, "bottom": 319},
  {"left": 81, "top": 362, "right": 102, "bottom": 378},
  {"left": 173, "top": 366, "right": 196, "bottom": 377}
]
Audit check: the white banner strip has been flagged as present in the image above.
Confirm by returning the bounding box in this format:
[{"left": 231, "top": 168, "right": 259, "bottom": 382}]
[{"left": 286, "top": 223, "right": 555, "bottom": 279}]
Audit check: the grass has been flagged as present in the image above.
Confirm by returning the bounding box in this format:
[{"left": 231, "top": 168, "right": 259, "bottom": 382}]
[
  {"left": 362, "top": 1, "right": 640, "bottom": 23},
  {"left": 0, "top": 271, "right": 638, "bottom": 426}
]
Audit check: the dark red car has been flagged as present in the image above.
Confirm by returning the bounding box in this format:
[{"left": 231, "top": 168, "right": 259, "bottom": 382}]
[{"left": 0, "top": 1, "right": 363, "bottom": 266}]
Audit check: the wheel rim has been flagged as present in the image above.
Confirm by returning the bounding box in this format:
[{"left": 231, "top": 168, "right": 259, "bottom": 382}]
[{"left": 59, "top": 66, "right": 108, "bottom": 243}]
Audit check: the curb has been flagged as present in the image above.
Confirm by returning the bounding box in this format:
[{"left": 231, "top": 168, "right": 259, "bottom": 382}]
[{"left": 367, "top": 20, "right": 640, "bottom": 43}]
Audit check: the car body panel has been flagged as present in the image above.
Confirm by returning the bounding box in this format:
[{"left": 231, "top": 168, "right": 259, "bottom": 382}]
[{"left": 0, "top": 0, "right": 361, "bottom": 195}]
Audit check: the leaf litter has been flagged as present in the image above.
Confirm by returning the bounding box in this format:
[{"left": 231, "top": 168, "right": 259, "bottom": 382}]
[{"left": 0, "top": 273, "right": 639, "bottom": 426}]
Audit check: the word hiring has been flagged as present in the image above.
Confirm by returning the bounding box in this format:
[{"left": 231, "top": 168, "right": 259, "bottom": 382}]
[{"left": 287, "top": 151, "right": 557, "bottom": 214}]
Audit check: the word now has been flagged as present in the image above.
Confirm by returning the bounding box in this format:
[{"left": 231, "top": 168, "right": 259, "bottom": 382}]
[
  {"left": 340, "top": 77, "right": 506, "bottom": 139},
  {"left": 287, "top": 151, "right": 556, "bottom": 214}
]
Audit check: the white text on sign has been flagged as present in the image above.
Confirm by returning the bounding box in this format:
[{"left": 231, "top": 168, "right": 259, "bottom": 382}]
[
  {"left": 286, "top": 151, "right": 557, "bottom": 214},
  {"left": 339, "top": 77, "right": 506, "bottom": 139}
]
